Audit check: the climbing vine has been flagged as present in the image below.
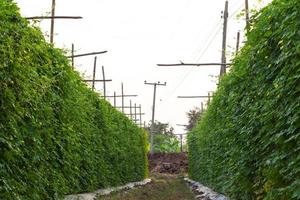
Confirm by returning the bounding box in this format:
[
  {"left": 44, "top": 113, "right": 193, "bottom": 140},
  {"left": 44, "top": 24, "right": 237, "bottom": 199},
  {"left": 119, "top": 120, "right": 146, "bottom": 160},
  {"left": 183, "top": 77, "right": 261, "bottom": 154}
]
[
  {"left": 188, "top": 0, "right": 300, "bottom": 199},
  {"left": 0, "top": 1, "right": 148, "bottom": 199}
]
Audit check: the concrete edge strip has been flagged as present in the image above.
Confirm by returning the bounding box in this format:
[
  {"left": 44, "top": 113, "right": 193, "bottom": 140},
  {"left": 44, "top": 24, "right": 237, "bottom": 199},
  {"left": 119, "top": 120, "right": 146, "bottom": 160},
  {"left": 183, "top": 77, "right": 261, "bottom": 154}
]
[
  {"left": 65, "top": 178, "right": 152, "bottom": 200},
  {"left": 184, "top": 177, "right": 229, "bottom": 200}
]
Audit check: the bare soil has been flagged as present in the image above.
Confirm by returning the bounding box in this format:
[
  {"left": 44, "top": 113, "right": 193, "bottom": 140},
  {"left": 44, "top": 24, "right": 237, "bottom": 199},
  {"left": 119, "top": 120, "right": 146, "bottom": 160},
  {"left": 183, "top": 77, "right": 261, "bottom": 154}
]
[{"left": 148, "top": 152, "right": 188, "bottom": 174}]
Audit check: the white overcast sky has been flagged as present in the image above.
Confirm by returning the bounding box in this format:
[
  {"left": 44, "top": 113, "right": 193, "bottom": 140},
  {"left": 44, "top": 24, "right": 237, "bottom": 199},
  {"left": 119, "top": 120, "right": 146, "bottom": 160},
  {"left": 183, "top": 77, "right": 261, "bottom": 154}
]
[{"left": 15, "top": 0, "right": 271, "bottom": 135}]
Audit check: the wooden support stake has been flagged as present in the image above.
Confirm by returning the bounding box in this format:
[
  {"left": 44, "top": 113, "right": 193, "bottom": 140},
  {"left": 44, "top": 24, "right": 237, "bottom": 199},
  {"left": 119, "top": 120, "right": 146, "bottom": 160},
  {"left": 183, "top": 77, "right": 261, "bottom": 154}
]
[
  {"left": 121, "top": 83, "right": 124, "bottom": 113},
  {"left": 71, "top": 43, "right": 74, "bottom": 68},
  {"left": 134, "top": 103, "right": 137, "bottom": 123},
  {"left": 180, "top": 134, "right": 183, "bottom": 152},
  {"left": 92, "top": 56, "right": 97, "bottom": 91},
  {"left": 245, "top": 0, "right": 250, "bottom": 32},
  {"left": 139, "top": 105, "right": 142, "bottom": 127},
  {"left": 174, "top": 134, "right": 184, "bottom": 153},
  {"left": 50, "top": 0, "right": 55, "bottom": 44},
  {"left": 102, "top": 66, "right": 106, "bottom": 99},
  {"left": 220, "top": 0, "right": 229, "bottom": 76},
  {"left": 114, "top": 92, "right": 116, "bottom": 108},
  {"left": 236, "top": 31, "right": 240, "bottom": 55},
  {"left": 208, "top": 92, "right": 211, "bottom": 105},
  {"left": 130, "top": 100, "right": 133, "bottom": 120}
]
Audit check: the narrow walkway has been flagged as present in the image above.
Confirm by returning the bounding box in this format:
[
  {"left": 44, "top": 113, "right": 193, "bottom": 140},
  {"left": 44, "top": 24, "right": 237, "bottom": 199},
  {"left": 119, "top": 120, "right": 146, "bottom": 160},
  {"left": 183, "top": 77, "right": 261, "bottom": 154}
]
[{"left": 98, "top": 173, "right": 195, "bottom": 200}]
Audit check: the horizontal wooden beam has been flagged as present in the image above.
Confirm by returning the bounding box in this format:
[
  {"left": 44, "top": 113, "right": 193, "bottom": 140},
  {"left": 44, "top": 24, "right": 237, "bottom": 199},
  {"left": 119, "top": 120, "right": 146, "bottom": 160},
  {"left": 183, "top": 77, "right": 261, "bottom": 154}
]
[
  {"left": 176, "top": 124, "right": 187, "bottom": 127},
  {"left": 67, "top": 51, "right": 108, "bottom": 58},
  {"left": 26, "top": 16, "right": 82, "bottom": 20},
  {"left": 157, "top": 62, "right": 231, "bottom": 67},
  {"left": 115, "top": 106, "right": 141, "bottom": 109},
  {"left": 106, "top": 95, "right": 138, "bottom": 98},
  {"left": 125, "top": 113, "right": 145, "bottom": 116},
  {"left": 177, "top": 96, "right": 211, "bottom": 98},
  {"left": 83, "top": 79, "right": 112, "bottom": 82}
]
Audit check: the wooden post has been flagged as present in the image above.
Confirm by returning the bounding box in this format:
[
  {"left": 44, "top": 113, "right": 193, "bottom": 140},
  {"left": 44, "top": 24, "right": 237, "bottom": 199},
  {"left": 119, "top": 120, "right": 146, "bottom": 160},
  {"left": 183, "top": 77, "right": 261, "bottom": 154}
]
[
  {"left": 50, "top": 0, "right": 56, "bottom": 44},
  {"left": 180, "top": 134, "right": 183, "bottom": 152},
  {"left": 245, "top": 0, "right": 250, "bottom": 32},
  {"left": 92, "top": 56, "right": 97, "bottom": 91},
  {"left": 113, "top": 91, "right": 116, "bottom": 108},
  {"left": 71, "top": 43, "right": 74, "bottom": 68},
  {"left": 174, "top": 134, "right": 184, "bottom": 152},
  {"left": 139, "top": 104, "right": 142, "bottom": 127},
  {"left": 102, "top": 66, "right": 106, "bottom": 99},
  {"left": 134, "top": 103, "right": 137, "bottom": 123},
  {"left": 236, "top": 31, "right": 240, "bottom": 55},
  {"left": 121, "top": 83, "right": 124, "bottom": 113},
  {"left": 130, "top": 100, "right": 133, "bottom": 120},
  {"left": 220, "top": 0, "right": 229, "bottom": 76},
  {"left": 201, "top": 102, "right": 204, "bottom": 112}
]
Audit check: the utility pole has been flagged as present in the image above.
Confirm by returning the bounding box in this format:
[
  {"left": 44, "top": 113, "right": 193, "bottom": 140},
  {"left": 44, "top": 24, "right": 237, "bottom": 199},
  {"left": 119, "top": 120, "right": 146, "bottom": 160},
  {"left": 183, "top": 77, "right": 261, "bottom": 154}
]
[
  {"left": 245, "top": 0, "right": 250, "bottom": 32},
  {"left": 144, "top": 81, "right": 167, "bottom": 154},
  {"left": 220, "top": 0, "right": 229, "bottom": 76}
]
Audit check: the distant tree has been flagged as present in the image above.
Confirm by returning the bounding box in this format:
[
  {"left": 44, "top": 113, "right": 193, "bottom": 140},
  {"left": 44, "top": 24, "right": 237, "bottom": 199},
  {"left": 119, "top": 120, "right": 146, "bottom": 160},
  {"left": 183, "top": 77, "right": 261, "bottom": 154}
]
[
  {"left": 144, "top": 121, "right": 179, "bottom": 152},
  {"left": 145, "top": 121, "right": 174, "bottom": 136},
  {"left": 185, "top": 107, "right": 203, "bottom": 131}
]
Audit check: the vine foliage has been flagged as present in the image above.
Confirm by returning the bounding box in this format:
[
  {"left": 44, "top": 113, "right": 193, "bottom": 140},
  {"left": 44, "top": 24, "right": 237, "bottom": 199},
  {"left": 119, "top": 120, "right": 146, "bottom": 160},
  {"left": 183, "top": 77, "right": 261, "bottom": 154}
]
[
  {"left": 188, "top": 0, "right": 300, "bottom": 199},
  {"left": 0, "top": 1, "right": 148, "bottom": 199}
]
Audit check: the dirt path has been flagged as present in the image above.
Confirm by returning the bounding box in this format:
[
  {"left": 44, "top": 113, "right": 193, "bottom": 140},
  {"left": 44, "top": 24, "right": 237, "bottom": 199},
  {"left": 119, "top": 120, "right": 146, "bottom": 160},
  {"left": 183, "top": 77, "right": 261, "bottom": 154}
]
[{"left": 98, "top": 173, "right": 195, "bottom": 200}]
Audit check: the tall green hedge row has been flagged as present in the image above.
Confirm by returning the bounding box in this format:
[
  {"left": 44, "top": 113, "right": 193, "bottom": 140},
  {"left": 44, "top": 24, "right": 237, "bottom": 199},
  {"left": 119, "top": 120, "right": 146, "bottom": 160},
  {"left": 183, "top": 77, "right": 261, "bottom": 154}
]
[
  {"left": 0, "top": 1, "right": 148, "bottom": 199},
  {"left": 188, "top": 0, "right": 300, "bottom": 199}
]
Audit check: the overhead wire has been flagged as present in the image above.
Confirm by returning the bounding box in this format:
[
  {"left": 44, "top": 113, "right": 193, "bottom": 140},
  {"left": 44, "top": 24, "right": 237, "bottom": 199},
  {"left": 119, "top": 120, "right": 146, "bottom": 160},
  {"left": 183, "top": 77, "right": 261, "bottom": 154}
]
[{"left": 166, "top": 2, "right": 244, "bottom": 99}]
